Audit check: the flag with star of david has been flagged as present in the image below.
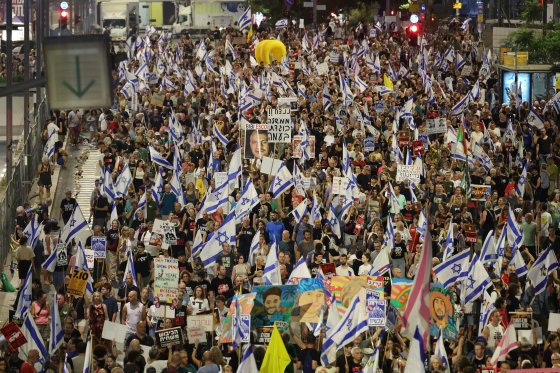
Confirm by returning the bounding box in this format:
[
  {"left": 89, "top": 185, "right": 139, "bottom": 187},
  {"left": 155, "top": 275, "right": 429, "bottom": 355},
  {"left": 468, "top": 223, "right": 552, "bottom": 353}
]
[
  {"left": 527, "top": 246, "right": 559, "bottom": 295},
  {"left": 235, "top": 178, "right": 259, "bottom": 224},
  {"left": 460, "top": 254, "right": 491, "bottom": 306},
  {"left": 199, "top": 210, "right": 236, "bottom": 269},
  {"left": 268, "top": 161, "right": 294, "bottom": 198},
  {"left": 434, "top": 249, "right": 470, "bottom": 288},
  {"left": 60, "top": 205, "right": 88, "bottom": 244}
]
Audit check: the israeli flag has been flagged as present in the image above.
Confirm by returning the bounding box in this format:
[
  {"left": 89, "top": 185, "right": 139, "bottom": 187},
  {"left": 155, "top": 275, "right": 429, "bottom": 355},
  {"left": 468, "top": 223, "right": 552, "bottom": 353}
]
[
  {"left": 41, "top": 247, "right": 58, "bottom": 273},
  {"left": 269, "top": 162, "right": 294, "bottom": 198},
  {"left": 327, "top": 203, "right": 341, "bottom": 238},
  {"left": 15, "top": 267, "right": 33, "bottom": 319},
  {"left": 83, "top": 337, "right": 92, "bottom": 373},
  {"left": 370, "top": 247, "right": 391, "bottom": 276},
  {"left": 19, "top": 314, "right": 48, "bottom": 367},
  {"left": 148, "top": 145, "right": 173, "bottom": 169},
  {"left": 435, "top": 328, "right": 451, "bottom": 373},
  {"left": 200, "top": 210, "right": 236, "bottom": 268},
  {"left": 479, "top": 230, "right": 497, "bottom": 263},
  {"left": 263, "top": 238, "right": 281, "bottom": 285},
  {"left": 238, "top": 345, "right": 259, "bottom": 373},
  {"left": 23, "top": 216, "right": 42, "bottom": 248},
  {"left": 434, "top": 249, "right": 470, "bottom": 288},
  {"left": 442, "top": 220, "right": 455, "bottom": 261},
  {"left": 213, "top": 124, "right": 229, "bottom": 146},
  {"left": 322, "top": 85, "right": 332, "bottom": 110},
  {"left": 60, "top": 205, "right": 88, "bottom": 244},
  {"left": 225, "top": 38, "right": 237, "bottom": 60},
  {"left": 248, "top": 230, "right": 260, "bottom": 267},
  {"left": 235, "top": 178, "right": 260, "bottom": 224},
  {"left": 516, "top": 161, "right": 528, "bottom": 197},
  {"left": 460, "top": 254, "right": 491, "bottom": 306},
  {"left": 123, "top": 251, "right": 138, "bottom": 287},
  {"left": 237, "top": 6, "right": 251, "bottom": 30},
  {"left": 288, "top": 256, "right": 312, "bottom": 283},
  {"left": 478, "top": 291, "right": 496, "bottom": 335},
  {"left": 527, "top": 247, "right": 559, "bottom": 294},
  {"left": 290, "top": 199, "right": 309, "bottom": 224},
  {"left": 49, "top": 294, "right": 64, "bottom": 354},
  {"left": 115, "top": 163, "right": 132, "bottom": 198}
]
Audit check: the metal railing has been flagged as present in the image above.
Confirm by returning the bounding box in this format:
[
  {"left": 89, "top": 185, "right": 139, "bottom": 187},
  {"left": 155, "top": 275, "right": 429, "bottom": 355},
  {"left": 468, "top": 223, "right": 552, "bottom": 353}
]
[{"left": 0, "top": 88, "right": 48, "bottom": 267}]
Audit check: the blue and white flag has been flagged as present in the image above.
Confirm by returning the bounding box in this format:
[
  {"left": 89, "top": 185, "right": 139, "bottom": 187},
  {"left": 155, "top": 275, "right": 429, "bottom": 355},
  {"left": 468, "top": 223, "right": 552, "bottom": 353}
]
[
  {"left": 516, "top": 161, "right": 528, "bottom": 197},
  {"left": 152, "top": 167, "right": 164, "bottom": 206},
  {"left": 200, "top": 210, "right": 236, "bottom": 268},
  {"left": 435, "top": 328, "right": 451, "bottom": 373},
  {"left": 49, "top": 294, "right": 64, "bottom": 354},
  {"left": 434, "top": 249, "right": 470, "bottom": 288},
  {"left": 478, "top": 291, "right": 496, "bottom": 335},
  {"left": 83, "top": 337, "right": 92, "bottom": 373},
  {"left": 123, "top": 251, "right": 138, "bottom": 287},
  {"left": 213, "top": 124, "right": 229, "bottom": 146},
  {"left": 443, "top": 220, "right": 455, "bottom": 261},
  {"left": 15, "top": 267, "right": 33, "bottom": 319},
  {"left": 404, "top": 327, "right": 427, "bottom": 373},
  {"left": 327, "top": 203, "right": 341, "bottom": 238},
  {"left": 527, "top": 247, "right": 559, "bottom": 294},
  {"left": 269, "top": 162, "right": 294, "bottom": 198},
  {"left": 248, "top": 230, "right": 260, "bottom": 267},
  {"left": 235, "top": 178, "right": 259, "bottom": 224},
  {"left": 60, "top": 205, "right": 88, "bottom": 244},
  {"left": 170, "top": 169, "right": 186, "bottom": 206},
  {"left": 461, "top": 254, "right": 491, "bottom": 306},
  {"left": 19, "top": 314, "right": 48, "bottom": 366},
  {"left": 225, "top": 38, "right": 237, "bottom": 60},
  {"left": 364, "top": 339, "right": 382, "bottom": 373},
  {"left": 288, "top": 256, "right": 312, "bottom": 283},
  {"left": 237, "top": 6, "right": 251, "bottom": 30},
  {"left": 41, "top": 247, "right": 58, "bottom": 273},
  {"left": 169, "top": 112, "right": 184, "bottom": 145},
  {"left": 370, "top": 247, "right": 391, "bottom": 276},
  {"left": 456, "top": 53, "right": 466, "bottom": 71},
  {"left": 263, "top": 238, "right": 281, "bottom": 285},
  {"left": 228, "top": 146, "right": 242, "bottom": 191},
  {"left": 237, "top": 345, "right": 259, "bottom": 373},
  {"left": 479, "top": 230, "right": 497, "bottom": 263},
  {"left": 102, "top": 168, "right": 115, "bottom": 203},
  {"left": 23, "top": 216, "right": 42, "bottom": 249},
  {"left": 148, "top": 145, "right": 173, "bottom": 169},
  {"left": 115, "top": 164, "right": 133, "bottom": 198},
  {"left": 107, "top": 203, "right": 118, "bottom": 231},
  {"left": 290, "top": 198, "right": 309, "bottom": 224},
  {"left": 322, "top": 85, "right": 332, "bottom": 110},
  {"left": 321, "top": 293, "right": 368, "bottom": 366},
  {"left": 275, "top": 18, "right": 289, "bottom": 29},
  {"left": 310, "top": 195, "right": 323, "bottom": 223},
  {"left": 506, "top": 207, "right": 523, "bottom": 249}
]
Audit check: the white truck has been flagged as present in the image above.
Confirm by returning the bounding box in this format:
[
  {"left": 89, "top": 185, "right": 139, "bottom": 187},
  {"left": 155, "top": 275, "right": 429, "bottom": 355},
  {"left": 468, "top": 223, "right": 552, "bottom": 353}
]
[
  {"left": 97, "top": 1, "right": 139, "bottom": 41},
  {"left": 172, "top": 0, "right": 247, "bottom": 35}
]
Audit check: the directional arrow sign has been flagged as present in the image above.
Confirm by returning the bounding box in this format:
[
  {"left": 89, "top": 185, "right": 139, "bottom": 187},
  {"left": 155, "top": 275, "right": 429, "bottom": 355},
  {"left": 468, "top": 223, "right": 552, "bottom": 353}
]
[{"left": 44, "top": 35, "right": 112, "bottom": 109}]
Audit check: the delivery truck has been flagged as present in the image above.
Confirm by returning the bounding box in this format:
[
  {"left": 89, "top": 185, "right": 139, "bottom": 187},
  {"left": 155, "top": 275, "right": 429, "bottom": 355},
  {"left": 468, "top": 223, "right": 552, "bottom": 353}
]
[{"left": 172, "top": 0, "right": 247, "bottom": 35}]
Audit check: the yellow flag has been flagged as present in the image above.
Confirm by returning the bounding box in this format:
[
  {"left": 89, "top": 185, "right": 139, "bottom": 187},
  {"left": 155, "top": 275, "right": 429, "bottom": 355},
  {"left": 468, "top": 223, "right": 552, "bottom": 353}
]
[
  {"left": 247, "top": 24, "right": 253, "bottom": 43},
  {"left": 259, "top": 323, "right": 291, "bottom": 373},
  {"left": 384, "top": 73, "right": 394, "bottom": 90}
]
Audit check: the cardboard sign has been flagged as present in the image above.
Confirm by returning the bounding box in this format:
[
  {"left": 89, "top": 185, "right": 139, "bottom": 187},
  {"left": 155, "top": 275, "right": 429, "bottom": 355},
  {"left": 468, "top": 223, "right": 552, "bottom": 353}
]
[
  {"left": 398, "top": 130, "right": 410, "bottom": 146},
  {"left": 471, "top": 184, "right": 491, "bottom": 201},
  {"left": 366, "top": 295, "right": 386, "bottom": 327},
  {"left": 232, "top": 37, "right": 246, "bottom": 45},
  {"left": 464, "top": 224, "right": 478, "bottom": 243},
  {"left": 154, "top": 257, "right": 180, "bottom": 304},
  {"left": 68, "top": 270, "right": 89, "bottom": 297},
  {"left": 364, "top": 137, "right": 375, "bottom": 152},
  {"left": 267, "top": 107, "right": 292, "bottom": 143},
  {"left": 260, "top": 156, "right": 283, "bottom": 175},
  {"left": 548, "top": 313, "right": 560, "bottom": 331},
  {"left": 156, "top": 327, "right": 183, "bottom": 347},
  {"left": 151, "top": 305, "right": 176, "bottom": 319},
  {"left": 412, "top": 140, "right": 425, "bottom": 156},
  {"left": 278, "top": 97, "right": 298, "bottom": 110},
  {"left": 255, "top": 327, "right": 273, "bottom": 343},
  {"left": 102, "top": 321, "right": 128, "bottom": 344},
  {"left": 56, "top": 243, "right": 68, "bottom": 266},
  {"left": 186, "top": 326, "right": 206, "bottom": 344},
  {"left": 426, "top": 118, "right": 447, "bottom": 135},
  {"left": 187, "top": 314, "right": 214, "bottom": 332},
  {"left": 511, "top": 311, "right": 532, "bottom": 330},
  {"left": 329, "top": 51, "right": 339, "bottom": 63},
  {"left": 238, "top": 315, "right": 250, "bottom": 342},
  {"left": 150, "top": 93, "right": 164, "bottom": 107},
  {"left": 374, "top": 100, "right": 386, "bottom": 112},
  {"left": 396, "top": 164, "right": 421, "bottom": 184},
  {"left": 292, "top": 135, "right": 315, "bottom": 159},
  {"left": 91, "top": 236, "right": 106, "bottom": 259},
  {"left": 0, "top": 322, "right": 27, "bottom": 350}
]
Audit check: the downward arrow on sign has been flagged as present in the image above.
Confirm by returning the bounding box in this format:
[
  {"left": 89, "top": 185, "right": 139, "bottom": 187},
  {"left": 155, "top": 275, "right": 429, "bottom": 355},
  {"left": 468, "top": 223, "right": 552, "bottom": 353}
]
[{"left": 63, "top": 56, "right": 96, "bottom": 98}]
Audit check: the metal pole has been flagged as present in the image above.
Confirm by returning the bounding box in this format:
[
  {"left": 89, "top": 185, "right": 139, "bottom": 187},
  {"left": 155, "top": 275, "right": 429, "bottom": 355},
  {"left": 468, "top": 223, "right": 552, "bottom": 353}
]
[
  {"left": 24, "top": 0, "right": 30, "bottom": 181},
  {"left": 6, "top": 0, "right": 13, "bottom": 182},
  {"left": 35, "top": 0, "right": 42, "bottom": 78}
]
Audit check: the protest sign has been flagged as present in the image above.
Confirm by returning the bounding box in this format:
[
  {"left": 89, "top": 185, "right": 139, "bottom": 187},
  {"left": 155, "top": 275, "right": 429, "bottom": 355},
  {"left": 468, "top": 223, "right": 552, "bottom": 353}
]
[
  {"left": 219, "top": 293, "right": 256, "bottom": 344},
  {"left": 91, "top": 236, "right": 106, "bottom": 259},
  {"left": 161, "top": 222, "right": 177, "bottom": 245},
  {"left": 151, "top": 305, "right": 175, "bottom": 319},
  {"left": 328, "top": 276, "right": 384, "bottom": 315},
  {"left": 56, "top": 243, "right": 68, "bottom": 266},
  {"left": 374, "top": 100, "right": 385, "bottom": 112},
  {"left": 291, "top": 286, "right": 325, "bottom": 323},
  {"left": 429, "top": 285, "right": 458, "bottom": 340},
  {"left": 251, "top": 285, "right": 297, "bottom": 330},
  {"left": 150, "top": 93, "right": 164, "bottom": 107},
  {"left": 412, "top": 140, "right": 425, "bottom": 156},
  {"left": 332, "top": 176, "right": 350, "bottom": 195},
  {"left": 186, "top": 327, "right": 206, "bottom": 344},
  {"left": 386, "top": 303, "right": 400, "bottom": 332},
  {"left": 396, "top": 164, "right": 422, "bottom": 184},
  {"left": 68, "top": 270, "right": 89, "bottom": 297},
  {"left": 255, "top": 327, "right": 273, "bottom": 343},
  {"left": 260, "top": 156, "right": 283, "bottom": 175},
  {"left": 390, "top": 277, "right": 413, "bottom": 312},
  {"left": 292, "top": 135, "right": 316, "bottom": 158},
  {"left": 232, "top": 36, "right": 245, "bottom": 45},
  {"left": 267, "top": 107, "right": 292, "bottom": 143},
  {"left": 102, "top": 321, "right": 128, "bottom": 344},
  {"left": 188, "top": 315, "right": 214, "bottom": 332},
  {"left": 0, "top": 322, "right": 27, "bottom": 350},
  {"left": 320, "top": 263, "right": 336, "bottom": 278},
  {"left": 548, "top": 313, "right": 560, "bottom": 331},
  {"left": 316, "top": 62, "right": 329, "bottom": 75},
  {"left": 329, "top": 51, "right": 339, "bottom": 63},
  {"left": 302, "top": 177, "right": 316, "bottom": 190},
  {"left": 471, "top": 184, "right": 491, "bottom": 201},
  {"left": 156, "top": 327, "right": 183, "bottom": 347},
  {"left": 84, "top": 249, "right": 95, "bottom": 270},
  {"left": 426, "top": 118, "right": 447, "bottom": 135},
  {"left": 464, "top": 224, "right": 478, "bottom": 243},
  {"left": 511, "top": 311, "right": 532, "bottom": 330},
  {"left": 154, "top": 257, "right": 180, "bottom": 304},
  {"left": 364, "top": 137, "right": 375, "bottom": 152},
  {"left": 398, "top": 130, "right": 411, "bottom": 146},
  {"left": 242, "top": 123, "right": 270, "bottom": 160},
  {"left": 366, "top": 295, "right": 386, "bottom": 327}
]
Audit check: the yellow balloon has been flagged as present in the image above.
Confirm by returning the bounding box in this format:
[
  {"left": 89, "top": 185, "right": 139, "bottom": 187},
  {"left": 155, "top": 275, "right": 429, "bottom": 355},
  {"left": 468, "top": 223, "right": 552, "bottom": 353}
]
[{"left": 254, "top": 40, "right": 287, "bottom": 65}]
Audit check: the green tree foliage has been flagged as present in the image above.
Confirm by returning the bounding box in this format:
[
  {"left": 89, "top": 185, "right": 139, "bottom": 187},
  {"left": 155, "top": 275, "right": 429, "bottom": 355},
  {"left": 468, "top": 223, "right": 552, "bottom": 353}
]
[
  {"left": 504, "top": 26, "right": 560, "bottom": 64},
  {"left": 521, "top": 0, "right": 543, "bottom": 25}
]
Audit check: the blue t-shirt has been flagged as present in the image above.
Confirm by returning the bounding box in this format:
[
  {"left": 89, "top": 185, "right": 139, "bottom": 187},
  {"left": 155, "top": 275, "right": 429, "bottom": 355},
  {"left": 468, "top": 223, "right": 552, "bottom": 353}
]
[
  {"left": 160, "top": 193, "right": 177, "bottom": 215},
  {"left": 266, "top": 221, "right": 285, "bottom": 243}
]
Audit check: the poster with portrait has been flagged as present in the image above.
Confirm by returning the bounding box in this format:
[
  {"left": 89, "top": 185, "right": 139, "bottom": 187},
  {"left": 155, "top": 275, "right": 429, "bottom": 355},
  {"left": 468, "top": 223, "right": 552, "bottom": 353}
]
[
  {"left": 242, "top": 123, "right": 270, "bottom": 160},
  {"left": 290, "top": 278, "right": 325, "bottom": 323},
  {"left": 328, "top": 276, "right": 384, "bottom": 315},
  {"left": 429, "top": 284, "right": 458, "bottom": 340},
  {"left": 471, "top": 184, "right": 491, "bottom": 201},
  {"left": 251, "top": 285, "right": 297, "bottom": 330}
]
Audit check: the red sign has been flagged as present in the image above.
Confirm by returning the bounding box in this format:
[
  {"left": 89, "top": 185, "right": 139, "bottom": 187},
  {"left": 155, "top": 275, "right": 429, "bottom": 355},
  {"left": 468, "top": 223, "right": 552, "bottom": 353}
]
[
  {"left": 354, "top": 215, "right": 364, "bottom": 236},
  {"left": 464, "top": 224, "right": 478, "bottom": 243},
  {"left": 1, "top": 322, "right": 27, "bottom": 350},
  {"left": 320, "top": 263, "right": 336, "bottom": 279},
  {"left": 398, "top": 131, "right": 411, "bottom": 147},
  {"left": 412, "top": 140, "right": 425, "bottom": 156}
]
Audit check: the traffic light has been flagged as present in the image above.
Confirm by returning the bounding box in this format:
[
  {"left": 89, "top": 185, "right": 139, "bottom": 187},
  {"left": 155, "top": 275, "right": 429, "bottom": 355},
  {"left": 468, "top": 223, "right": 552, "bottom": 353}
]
[
  {"left": 409, "top": 24, "right": 419, "bottom": 34},
  {"left": 389, "top": 9, "right": 396, "bottom": 16},
  {"left": 59, "top": 1, "right": 69, "bottom": 27}
]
